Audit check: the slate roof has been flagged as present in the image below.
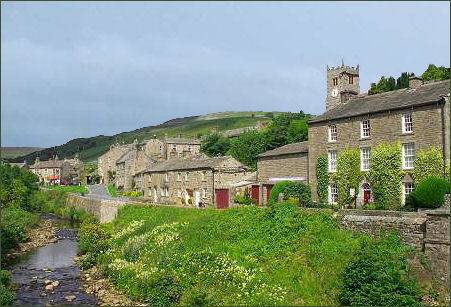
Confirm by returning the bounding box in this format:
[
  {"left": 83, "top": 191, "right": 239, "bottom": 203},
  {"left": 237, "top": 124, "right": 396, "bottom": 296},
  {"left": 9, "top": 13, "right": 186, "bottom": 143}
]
[
  {"left": 116, "top": 149, "right": 134, "bottom": 164},
  {"left": 164, "top": 137, "right": 201, "bottom": 145},
  {"left": 142, "top": 156, "right": 244, "bottom": 173},
  {"left": 257, "top": 141, "right": 309, "bottom": 158},
  {"left": 30, "top": 159, "right": 64, "bottom": 169},
  {"left": 309, "top": 80, "right": 450, "bottom": 124}
]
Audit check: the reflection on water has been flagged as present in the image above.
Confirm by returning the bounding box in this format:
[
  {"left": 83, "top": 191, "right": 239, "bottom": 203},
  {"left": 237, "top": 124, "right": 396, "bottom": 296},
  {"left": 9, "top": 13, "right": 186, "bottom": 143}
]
[{"left": 17, "top": 239, "right": 79, "bottom": 270}]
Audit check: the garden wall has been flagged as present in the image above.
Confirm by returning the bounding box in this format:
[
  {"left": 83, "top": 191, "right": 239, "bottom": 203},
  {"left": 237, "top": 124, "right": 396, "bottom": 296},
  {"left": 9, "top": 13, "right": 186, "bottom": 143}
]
[
  {"left": 340, "top": 195, "right": 450, "bottom": 285},
  {"left": 66, "top": 194, "right": 126, "bottom": 223}
]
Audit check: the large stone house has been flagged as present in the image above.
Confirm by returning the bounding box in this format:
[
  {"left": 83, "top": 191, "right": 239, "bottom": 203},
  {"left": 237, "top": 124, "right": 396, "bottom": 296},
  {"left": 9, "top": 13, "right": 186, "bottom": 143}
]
[
  {"left": 257, "top": 63, "right": 450, "bottom": 207},
  {"left": 256, "top": 141, "right": 309, "bottom": 205},
  {"left": 135, "top": 155, "right": 252, "bottom": 208},
  {"left": 30, "top": 155, "right": 83, "bottom": 184}
]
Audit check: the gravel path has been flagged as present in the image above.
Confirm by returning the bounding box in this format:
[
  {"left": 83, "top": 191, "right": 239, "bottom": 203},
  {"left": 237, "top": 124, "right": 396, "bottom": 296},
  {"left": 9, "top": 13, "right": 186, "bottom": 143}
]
[{"left": 87, "top": 184, "right": 128, "bottom": 201}]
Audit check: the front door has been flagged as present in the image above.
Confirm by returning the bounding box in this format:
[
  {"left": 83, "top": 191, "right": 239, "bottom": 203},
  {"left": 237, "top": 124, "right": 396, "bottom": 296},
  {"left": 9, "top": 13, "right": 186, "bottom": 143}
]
[
  {"left": 363, "top": 183, "right": 371, "bottom": 204},
  {"left": 215, "top": 189, "right": 229, "bottom": 209},
  {"left": 251, "top": 185, "right": 260, "bottom": 204}
]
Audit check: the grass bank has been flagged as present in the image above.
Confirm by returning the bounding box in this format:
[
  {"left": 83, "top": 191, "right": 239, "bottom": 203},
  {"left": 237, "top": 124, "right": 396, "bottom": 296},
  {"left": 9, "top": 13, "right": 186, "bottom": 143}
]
[{"left": 79, "top": 203, "right": 427, "bottom": 306}]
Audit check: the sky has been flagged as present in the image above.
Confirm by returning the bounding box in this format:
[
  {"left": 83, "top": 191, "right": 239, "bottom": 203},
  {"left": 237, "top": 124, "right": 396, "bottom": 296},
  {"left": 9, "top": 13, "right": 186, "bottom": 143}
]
[{"left": 2, "top": 1, "right": 450, "bottom": 147}]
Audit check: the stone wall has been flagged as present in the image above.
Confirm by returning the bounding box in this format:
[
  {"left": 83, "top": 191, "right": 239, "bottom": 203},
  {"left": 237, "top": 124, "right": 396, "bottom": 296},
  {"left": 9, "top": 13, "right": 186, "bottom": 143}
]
[
  {"left": 257, "top": 153, "right": 308, "bottom": 183},
  {"left": 66, "top": 194, "right": 126, "bottom": 223},
  {"left": 340, "top": 202, "right": 450, "bottom": 285}
]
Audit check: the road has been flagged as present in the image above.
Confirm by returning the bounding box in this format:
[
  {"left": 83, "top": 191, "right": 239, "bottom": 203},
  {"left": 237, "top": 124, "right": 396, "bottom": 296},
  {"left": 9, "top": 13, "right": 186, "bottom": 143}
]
[{"left": 87, "top": 184, "right": 129, "bottom": 201}]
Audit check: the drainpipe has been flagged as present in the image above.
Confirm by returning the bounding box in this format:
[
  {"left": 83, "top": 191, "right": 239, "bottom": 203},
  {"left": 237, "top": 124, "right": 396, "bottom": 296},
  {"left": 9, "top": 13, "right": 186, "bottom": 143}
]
[{"left": 440, "top": 100, "right": 446, "bottom": 176}]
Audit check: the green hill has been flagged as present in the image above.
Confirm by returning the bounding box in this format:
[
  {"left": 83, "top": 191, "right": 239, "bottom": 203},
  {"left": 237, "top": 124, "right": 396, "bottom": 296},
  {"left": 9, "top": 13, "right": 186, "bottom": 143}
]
[
  {"left": 1, "top": 147, "right": 43, "bottom": 160},
  {"left": 10, "top": 111, "right": 279, "bottom": 163}
]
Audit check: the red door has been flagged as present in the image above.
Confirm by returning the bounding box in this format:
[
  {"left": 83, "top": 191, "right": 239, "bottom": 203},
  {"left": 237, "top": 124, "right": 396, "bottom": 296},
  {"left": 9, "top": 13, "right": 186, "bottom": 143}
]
[
  {"left": 363, "top": 183, "right": 371, "bottom": 204},
  {"left": 251, "top": 185, "right": 260, "bottom": 204},
  {"left": 215, "top": 189, "right": 229, "bottom": 209}
]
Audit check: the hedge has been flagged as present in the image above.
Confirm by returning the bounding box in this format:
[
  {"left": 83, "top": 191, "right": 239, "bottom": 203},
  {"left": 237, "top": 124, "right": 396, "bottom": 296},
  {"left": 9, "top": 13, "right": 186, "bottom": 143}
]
[{"left": 407, "top": 177, "right": 450, "bottom": 209}]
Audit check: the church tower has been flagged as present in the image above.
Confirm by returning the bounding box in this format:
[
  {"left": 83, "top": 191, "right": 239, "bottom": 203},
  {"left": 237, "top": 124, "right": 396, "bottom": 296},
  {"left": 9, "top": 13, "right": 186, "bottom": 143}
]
[{"left": 326, "top": 62, "right": 360, "bottom": 111}]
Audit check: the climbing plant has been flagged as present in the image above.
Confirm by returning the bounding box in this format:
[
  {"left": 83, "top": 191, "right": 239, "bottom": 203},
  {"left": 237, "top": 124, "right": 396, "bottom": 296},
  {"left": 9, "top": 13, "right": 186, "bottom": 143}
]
[
  {"left": 368, "top": 143, "right": 404, "bottom": 210},
  {"left": 316, "top": 155, "right": 329, "bottom": 205},
  {"left": 334, "top": 148, "right": 364, "bottom": 208},
  {"left": 413, "top": 147, "right": 444, "bottom": 184}
]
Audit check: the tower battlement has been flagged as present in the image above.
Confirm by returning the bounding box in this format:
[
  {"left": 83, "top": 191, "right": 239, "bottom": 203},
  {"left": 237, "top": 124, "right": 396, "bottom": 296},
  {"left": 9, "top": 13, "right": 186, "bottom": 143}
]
[{"left": 325, "top": 62, "right": 360, "bottom": 111}]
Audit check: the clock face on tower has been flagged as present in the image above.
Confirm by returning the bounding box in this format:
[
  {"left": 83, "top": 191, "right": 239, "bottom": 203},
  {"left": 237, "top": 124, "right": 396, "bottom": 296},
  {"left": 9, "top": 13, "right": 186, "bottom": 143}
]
[{"left": 331, "top": 88, "right": 339, "bottom": 98}]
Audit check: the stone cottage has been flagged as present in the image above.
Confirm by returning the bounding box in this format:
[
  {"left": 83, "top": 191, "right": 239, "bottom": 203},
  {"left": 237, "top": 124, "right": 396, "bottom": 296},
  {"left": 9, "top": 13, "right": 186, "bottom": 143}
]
[
  {"left": 256, "top": 141, "right": 309, "bottom": 205},
  {"left": 98, "top": 143, "right": 133, "bottom": 185},
  {"left": 137, "top": 155, "right": 251, "bottom": 208},
  {"left": 29, "top": 156, "right": 72, "bottom": 184}
]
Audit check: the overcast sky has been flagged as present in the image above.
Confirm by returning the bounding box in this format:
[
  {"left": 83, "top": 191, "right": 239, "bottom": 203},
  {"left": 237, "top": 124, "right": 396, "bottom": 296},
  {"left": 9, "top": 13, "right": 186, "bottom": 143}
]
[{"left": 2, "top": 1, "right": 449, "bottom": 147}]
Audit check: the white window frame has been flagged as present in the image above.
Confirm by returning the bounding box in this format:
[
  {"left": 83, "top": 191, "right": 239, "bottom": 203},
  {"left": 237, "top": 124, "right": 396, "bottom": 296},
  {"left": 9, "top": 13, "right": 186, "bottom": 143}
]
[
  {"left": 360, "top": 120, "right": 371, "bottom": 138},
  {"left": 328, "top": 125, "right": 337, "bottom": 142},
  {"left": 402, "top": 113, "right": 413, "bottom": 134},
  {"left": 328, "top": 150, "right": 337, "bottom": 173},
  {"left": 403, "top": 182, "right": 414, "bottom": 205},
  {"left": 165, "top": 173, "right": 169, "bottom": 182},
  {"left": 328, "top": 183, "right": 338, "bottom": 204},
  {"left": 177, "top": 172, "right": 181, "bottom": 181},
  {"left": 360, "top": 147, "right": 371, "bottom": 171},
  {"left": 402, "top": 143, "right": 415, "bottom": 170}
]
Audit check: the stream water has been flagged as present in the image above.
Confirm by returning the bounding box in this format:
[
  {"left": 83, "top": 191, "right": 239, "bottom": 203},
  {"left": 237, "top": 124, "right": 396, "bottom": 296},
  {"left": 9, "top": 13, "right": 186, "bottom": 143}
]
[{"left": 8, "top": 214, "right": 98, "bottom": 306}]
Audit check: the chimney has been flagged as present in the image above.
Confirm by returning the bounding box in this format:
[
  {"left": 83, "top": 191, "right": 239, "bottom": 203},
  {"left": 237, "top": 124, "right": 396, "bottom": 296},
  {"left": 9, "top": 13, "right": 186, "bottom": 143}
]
[
  {"left": 340, "top": 90, "right": 358, "bottom": 103},
  {"left": 409, "top": 76, "right": 423, "bottom": 89}
]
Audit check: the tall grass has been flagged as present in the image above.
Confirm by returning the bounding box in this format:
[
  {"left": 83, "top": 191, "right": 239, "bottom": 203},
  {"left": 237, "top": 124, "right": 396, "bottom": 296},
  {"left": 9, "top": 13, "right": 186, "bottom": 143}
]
[{"left": 45, "top": 185, "right": 88, "bottom": 195}]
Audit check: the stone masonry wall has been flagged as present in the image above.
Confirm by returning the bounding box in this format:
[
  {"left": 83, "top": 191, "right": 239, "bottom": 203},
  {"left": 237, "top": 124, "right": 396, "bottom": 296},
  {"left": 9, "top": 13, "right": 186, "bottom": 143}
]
[
  {"left": 257, "top": 153, "right": 308, "bottom": 183},
  {"left": 340, "top": 199, "right": 450, "bottom": 285},
  {"left": 66, "top": 194, "right": 125, "bottom": 223}
]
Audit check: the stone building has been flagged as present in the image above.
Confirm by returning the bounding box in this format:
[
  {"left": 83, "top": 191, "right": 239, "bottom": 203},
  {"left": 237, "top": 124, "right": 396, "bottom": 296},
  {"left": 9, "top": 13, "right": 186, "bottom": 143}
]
[
  {"left": 309, "top": 64, "right": 450, "bottom": 206},
  {"left": 98, "top": 143, "right": 133, "bottom": 185},
  {"left": 256, "top": 141, "right": 309, "bottom": 205},
  {"left": 136, "top": 156, "right": 251, "bottom": 208},
  {"left": 256, "top": 63, "right": 450, "bottom": 207},
  {"left": 29, "top": 156, "right": 72, "bottom": 184}
]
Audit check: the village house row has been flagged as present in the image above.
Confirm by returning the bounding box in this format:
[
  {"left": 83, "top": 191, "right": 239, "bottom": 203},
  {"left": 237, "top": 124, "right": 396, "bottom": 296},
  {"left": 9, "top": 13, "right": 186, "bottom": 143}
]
[{"left": 94, "top": 63, "right": 449, "bottom": 208}]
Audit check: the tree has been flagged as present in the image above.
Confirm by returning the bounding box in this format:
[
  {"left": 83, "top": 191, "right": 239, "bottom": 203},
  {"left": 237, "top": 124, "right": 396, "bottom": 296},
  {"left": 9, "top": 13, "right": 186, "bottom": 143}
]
[
  {"left": 396, "top": 72, "right": 414, "bottom": 89},
  {"left": 228, "top": 130, "right": 267, "bottom": 170},
  {"left": 264, "top": 113, "right": 309, "bottom": 150},
  {"left": 200, "top": 133, "right": 231, "bottom": 157},
  {"left": 421, "top": 64, "right": 450, "bottom": 81}
]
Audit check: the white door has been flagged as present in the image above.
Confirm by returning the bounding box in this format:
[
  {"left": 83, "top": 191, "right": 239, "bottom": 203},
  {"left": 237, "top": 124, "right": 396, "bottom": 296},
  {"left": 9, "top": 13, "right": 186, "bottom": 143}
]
[{"left": 194, "top": 191, "right": 201, "bottom": 207}]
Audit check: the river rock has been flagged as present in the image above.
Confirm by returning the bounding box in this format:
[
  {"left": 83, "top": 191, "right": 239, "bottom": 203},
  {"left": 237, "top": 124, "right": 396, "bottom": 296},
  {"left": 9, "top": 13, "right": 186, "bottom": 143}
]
[
  {"left": 65, "top": 295, "right": 76, "bottom": 302},
  {"left": 44, "top": 279, "right": 52, "bottom": 284},
  {"left": 52, "top": 281, "right": 60, "bottom": 287},
  {"left": 45, "top": 284, "right": 54, "bottom": 291}
]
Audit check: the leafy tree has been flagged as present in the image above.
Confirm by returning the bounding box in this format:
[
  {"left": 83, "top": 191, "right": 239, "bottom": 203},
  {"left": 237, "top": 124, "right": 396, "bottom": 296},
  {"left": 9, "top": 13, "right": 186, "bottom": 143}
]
[
  {"left": 396, "top": 72, "right": 414, "bottom": 89},
  {"left": 264, "top": 112, "right": 309, "bottom": 150},
  {"left": 421, "top": 64, "right": 450, "bottom": 81},
  {"left": 228, "top": 130, "right": 267, "bottom": 170},
  {"left": 286, "top": 120, "right": 308, "bottom": 143},
  {"left": 200, "top": 133, "right": 231, "bottom": 157}
]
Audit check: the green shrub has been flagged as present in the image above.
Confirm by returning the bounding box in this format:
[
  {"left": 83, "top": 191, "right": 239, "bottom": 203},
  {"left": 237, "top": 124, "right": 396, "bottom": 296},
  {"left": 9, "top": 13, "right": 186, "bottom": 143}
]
[
  {"left": 413, "top": 147, "right": 444, "bottom": 184},
  {"left": 123, "top": 190, "right": 143, "bottom": 197},
  {"left": 408, "top": 177, "right": 450, "bottom": 209},
  {"left": 233, "top": 194, "right": 257, "bottom": 205},
  {"left": 283, "top": 182, "right": 312, "bottom": 207},
  {"left": 339, "top": 233, "right": 422, "bottom": 306},
  {"left": 1, "top": 206, "right": 38, "bottom": 253},
  {"left": 316, "top": 155, "right": 329, "bottom": 205},
  {"left": 334, "top": 148, "right": 364, "bottom": 208},
  {"left": 268, "top": 181, "right": 293, "bottom": 204},
  {"left": 0, "top": 284, "right": 14, "bottom": 306},
  {"left": 79, "top": 221, "right": 111, "bottom": 268}
]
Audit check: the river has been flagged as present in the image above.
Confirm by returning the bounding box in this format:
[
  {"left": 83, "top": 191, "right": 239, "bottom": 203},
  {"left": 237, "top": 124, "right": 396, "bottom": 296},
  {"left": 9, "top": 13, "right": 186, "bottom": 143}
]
[{"left": 8, "top": 214, "right": 98, "bottom": 306}]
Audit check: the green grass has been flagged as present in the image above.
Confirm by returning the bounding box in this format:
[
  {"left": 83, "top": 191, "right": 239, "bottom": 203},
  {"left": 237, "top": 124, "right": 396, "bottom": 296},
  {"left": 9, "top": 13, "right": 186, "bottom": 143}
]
[
  {"left": 95, "top": 204, "right": 383, "bottom": 305},
  {"left": 46, "top": 185, "right": 88, "bottom": 195},
  {"left": 107, "top": 184, "right": 119, "bottom": 197}
]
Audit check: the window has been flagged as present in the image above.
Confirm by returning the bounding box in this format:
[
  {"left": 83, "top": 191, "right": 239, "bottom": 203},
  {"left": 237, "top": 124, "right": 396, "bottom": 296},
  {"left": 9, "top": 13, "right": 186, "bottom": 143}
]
[
  {"left": 328, "top": 125, "right": 337, "bottom": 142},
  {"left": 160, "top": 188, "right": 164, "bottom": 196},
  {"left": 349, "top": 75, "right": 354, "bottom": 84},
  {"left": 177, "top": 190, "right": 181, "bottom": 198},
  {"left": 328, "top": 150, "right": 337, "bottom": 173},
  {"left": 333, "top": 77, "right": 338, "bottom": 86},
  {"left": 402, "top": 113, "right": 413, "bottom": 133},
  {"left": 177, "top": 172, "right": 181, "bottom": 181},
  {"left": 360, "top": 147, "right": 371, "bottom": 171},
  {"left": 402, "top": 143, "right": 415, "bottom": 169},
  {"left": 165, "top": 173, "right": 169, "bottom": 182},
  {"left": 172, "top": 144, "right": 177, "bottom": 151},
  {"left": 360, "top": 120, "right": 370, "bottom": 138},
  {"left": 328, "top": 183, "right": 338, "bottom": 204},
  {"left": 188, "top": 145, "right": 192, "bottom": 152},
  {"left": 202, "top": 188, "right": 207, "bottom": 198},
  {"left": 185, "top": 172, "right": 189, "bottom": 181},
  {"left": 165, "top": 187, "right": 169, "bottom": 197},
  {"left": 403, "top": 182, "right": 414, "bottom": 204},
  {"left": 202, "top": 171, "right": 207, "bottom": 181}
]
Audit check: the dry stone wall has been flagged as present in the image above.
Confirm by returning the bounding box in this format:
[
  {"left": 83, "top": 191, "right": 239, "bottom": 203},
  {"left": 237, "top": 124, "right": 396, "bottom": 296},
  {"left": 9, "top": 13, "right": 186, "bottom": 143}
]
[{"left": 66, "top": 194, "right": 126, "bottom": 223}]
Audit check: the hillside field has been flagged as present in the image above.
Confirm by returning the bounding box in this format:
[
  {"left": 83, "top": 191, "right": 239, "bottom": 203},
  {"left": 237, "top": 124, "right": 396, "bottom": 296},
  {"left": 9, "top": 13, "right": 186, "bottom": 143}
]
[
  {"left": 1, "top": 147, "right": 43, "bottom": 159},
  {"left": 10, "top": 111, "right": 279, "bottom": 163}
]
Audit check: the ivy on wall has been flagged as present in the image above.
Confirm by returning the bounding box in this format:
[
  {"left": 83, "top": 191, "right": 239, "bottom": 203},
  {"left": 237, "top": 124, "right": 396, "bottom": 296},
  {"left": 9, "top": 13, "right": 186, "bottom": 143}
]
[
  {"left": 316, "top": 155, "right": 329, "bottom": 204},
  {"left": 368, "top": 143, "right": 404, "bottom": 210},
  {"left": 413, "top": 147, "right": 444, "bottom": 184},
  {"left": 334, "top": 148, "right": 364, "bottom": 208}
]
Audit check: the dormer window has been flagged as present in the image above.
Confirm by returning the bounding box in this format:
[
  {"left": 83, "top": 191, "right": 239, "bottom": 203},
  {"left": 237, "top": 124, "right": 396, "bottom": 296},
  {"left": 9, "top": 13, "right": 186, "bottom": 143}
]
[{"left": 328, "top": 125, "right": 337, "bottom": 142}]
